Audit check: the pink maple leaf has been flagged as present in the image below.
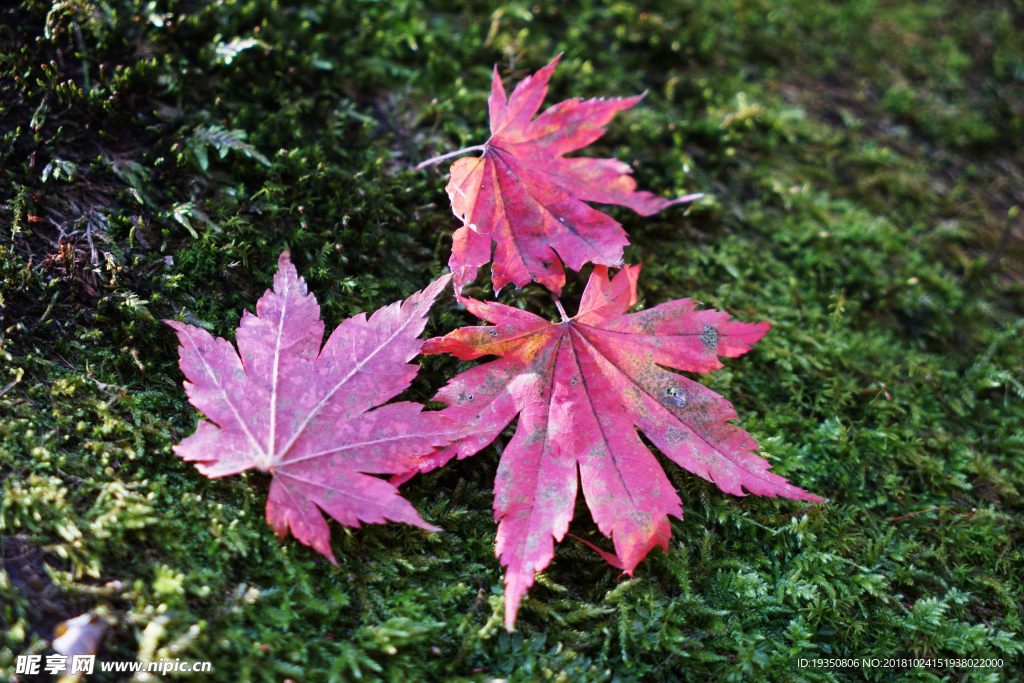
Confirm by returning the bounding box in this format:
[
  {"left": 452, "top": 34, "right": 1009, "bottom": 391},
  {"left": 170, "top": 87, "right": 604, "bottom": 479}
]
[
  {"left": 418, "top": 55, "right": 701, "bottom": 296},
  {"left": 416, "top": 265, "right": 821, "bottom": 630},
  {"left": 165, "top": 251, "right": 456, "bottom": 563}
]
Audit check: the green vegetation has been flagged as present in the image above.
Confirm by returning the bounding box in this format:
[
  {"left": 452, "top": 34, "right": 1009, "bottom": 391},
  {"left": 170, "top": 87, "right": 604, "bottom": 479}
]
[{"left": 2, "top": 0, "right": 1023, "bottom": 680}]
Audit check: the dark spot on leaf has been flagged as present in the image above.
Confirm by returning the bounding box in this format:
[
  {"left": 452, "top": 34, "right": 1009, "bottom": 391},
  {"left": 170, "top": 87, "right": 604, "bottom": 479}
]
[
  {"left": 699, "top": 324, "right": 719, "bottom": 353},
  {"left": 666, "top": 386, "right": 687, "bottom": 407}
]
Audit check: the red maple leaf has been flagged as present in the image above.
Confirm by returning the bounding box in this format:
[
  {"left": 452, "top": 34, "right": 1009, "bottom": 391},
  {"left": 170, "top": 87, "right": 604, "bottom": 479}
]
[
  {"left": 165, "top": 251, "right": 455, "bottom": 563},
  {"left": 418, "top": 55, "right": 701, "bottom": 296},
  {"left": 417, "top": 265, "right": 822, "bottom": 630}
]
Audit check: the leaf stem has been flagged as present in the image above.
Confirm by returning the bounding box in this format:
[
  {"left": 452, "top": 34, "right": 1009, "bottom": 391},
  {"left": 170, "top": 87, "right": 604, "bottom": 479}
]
[
  {"left": 553, "top": 297, "right": 570, "bottom": 323},
  {"left": 413, "top": 145, "right": 488, "bottom": 171}
]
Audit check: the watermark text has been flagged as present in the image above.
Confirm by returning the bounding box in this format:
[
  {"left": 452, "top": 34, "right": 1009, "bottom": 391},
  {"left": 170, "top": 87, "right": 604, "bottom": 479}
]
[{"left": 17, "top": 655, "right": 213, "bottom": 675}]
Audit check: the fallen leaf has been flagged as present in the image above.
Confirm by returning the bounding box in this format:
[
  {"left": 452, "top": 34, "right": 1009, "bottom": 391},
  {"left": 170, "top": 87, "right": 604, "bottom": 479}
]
[
  {"left": 427, "top": 55, "right": 700, "bottom": 295},
  {"left": 417, "top": 265, "right": 821, "bottom": 629},
  {"left": 52, "top": 612, "right": 106, "bottom": 675},
  {"left": 166, "top": 251, "right": 456, "bottom": 562}
]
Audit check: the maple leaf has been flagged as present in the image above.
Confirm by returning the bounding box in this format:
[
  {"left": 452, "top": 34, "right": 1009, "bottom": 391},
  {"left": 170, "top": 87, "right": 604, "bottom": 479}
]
[
  {"left": 417, "top": 55, "right": 701, "bottom": 296},
  {"left": 165, "top": 251, "right": 455, "bottom": 563},
  {"left": 417, "top": 265, "right": 822, "bottom": 630}
]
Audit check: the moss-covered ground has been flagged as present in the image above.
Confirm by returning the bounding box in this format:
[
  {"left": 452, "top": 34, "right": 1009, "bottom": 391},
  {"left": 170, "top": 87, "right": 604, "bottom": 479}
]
[{"left": 2, "top": 0, "right": 1024, "bottom": 680}]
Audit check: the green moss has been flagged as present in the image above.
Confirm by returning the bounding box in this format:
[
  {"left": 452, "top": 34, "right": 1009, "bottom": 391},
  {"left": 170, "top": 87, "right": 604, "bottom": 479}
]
[{"left": 2, "top": 0, "right": 1023, "bottom": 680}]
